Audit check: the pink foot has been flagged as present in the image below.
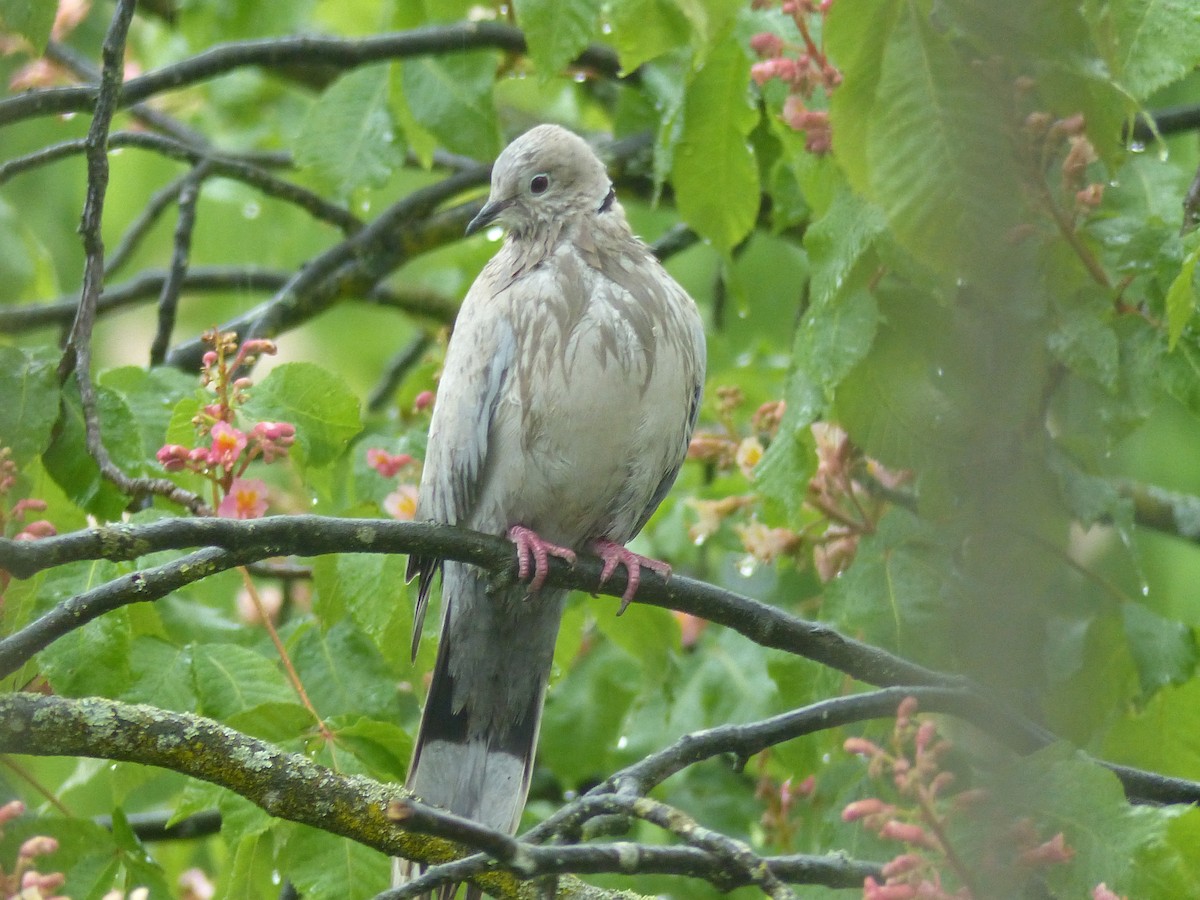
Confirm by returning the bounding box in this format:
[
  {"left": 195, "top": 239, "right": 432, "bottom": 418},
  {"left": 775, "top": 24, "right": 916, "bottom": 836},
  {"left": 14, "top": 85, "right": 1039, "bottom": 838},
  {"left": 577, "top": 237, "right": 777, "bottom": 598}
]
[
  {"left": 507, "top": 525, "right": 577, "bottom": 593},
  {"left": 591, "top": 538, "right": 672, "bottom": 614}
]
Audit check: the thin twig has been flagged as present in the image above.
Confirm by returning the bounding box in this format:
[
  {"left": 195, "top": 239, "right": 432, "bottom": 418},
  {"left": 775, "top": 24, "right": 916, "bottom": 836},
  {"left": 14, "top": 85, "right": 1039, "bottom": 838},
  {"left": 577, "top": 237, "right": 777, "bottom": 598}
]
[
  {"left": 149, "top": 163, "right": 208, "bottom": 366},
  {"left": 237, "top": 566, "right": 332, "bottom": 741},
  {"left": 367, "top": 331, "right": 435, "bottom": 412}
]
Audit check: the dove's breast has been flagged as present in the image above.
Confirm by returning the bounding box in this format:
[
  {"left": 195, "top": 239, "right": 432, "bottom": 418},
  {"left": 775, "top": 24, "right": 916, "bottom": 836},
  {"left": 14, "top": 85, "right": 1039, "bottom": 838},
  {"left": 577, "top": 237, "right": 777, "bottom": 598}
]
[{"left": 468, "top": 242, "right": 702, "bottom": 548}]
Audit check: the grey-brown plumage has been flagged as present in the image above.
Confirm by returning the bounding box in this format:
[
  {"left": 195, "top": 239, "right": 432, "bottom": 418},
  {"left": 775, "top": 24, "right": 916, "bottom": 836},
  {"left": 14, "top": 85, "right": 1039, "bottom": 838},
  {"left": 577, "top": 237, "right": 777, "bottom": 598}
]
[{"left": 399, "top": 125, "right": 705, "bottom": 898}]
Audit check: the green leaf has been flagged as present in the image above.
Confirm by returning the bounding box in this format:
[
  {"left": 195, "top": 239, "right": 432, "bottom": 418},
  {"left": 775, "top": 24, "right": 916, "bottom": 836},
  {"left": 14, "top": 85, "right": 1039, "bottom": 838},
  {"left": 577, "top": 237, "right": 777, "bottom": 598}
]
[
  {"left": 42, "top": 381, "right": 145, "bottom": 519},
  {"left": 328, "top": 716, "right": 413, "bottom": 781},
  {"left": 804, "top": 185, "right": 888, "bottom": 306},
  {"left": 672, "top": 39, "right": 759, "bottom": 253},
  {"left": 219, "top": 833, "right": 276, "bottom": 900},
  {"left": 1101, "top": 0, "right": 1200, "bottom": 99},
  {"left": 0, "top": 344, "right": 59, "bottom": 465},
  {"left": 1166, "top": 243, "right": 1200, "bottom": 351},
  {"left": 540, "top": 641, "right": 639, "bottom": 787},
  {"left": 828, "top": 0, "right": 1022, "bottom": 277},
  {"left": 1048, "top": 302, "right": 1121, "bottom": 389},
  {"left": 191, "top": 643, "right": 295, "bottom": 719},
  {"left": 666, "top": 626, "right": 778, "bottom": 734},
  {"left": 121, "top": 636, "right": 197, "bottom": 712},
  {"left": 313, "top": 553, "right": 413, "bottom": 669},
  {"left": 100, "top": 366, "right": 200, "bottom": 458},
  {"left": 0, "top": 0, "right": 55, "bottom": 52},
  {"left": 241, "top": 362, "right": 362, "bottom": 468},
  {"left": 287, "top": 619, "right": 405, "bottom": 722},
  {"left": 513, "top": 0, "right": 601, "bottom": 77},
  {"left": 671, "top": 0, "right": 743, "bottom": 60},
  {"left": 294, "top": 65, "right": 404, "bottom": 197},
  {"left": 824, "top": 508, "right": 949, "bottom": 661},
  {"left": 607, "top": 0, "right": 691, "bottom": 71},
  {"left": 1104, "top": 677, "right": 1200, "bottom": 780},
  {"left": 39, "top": 601, "right": 133, "bottom": 698},
  {"left": 1123, "top": 602, "right": 1199, "bottom": 699},
  {"left": 277, "top": 824, "right": 390, "bottom": 900},
  {"left": 401, "top": 52, "right": 501, "bottom": 160}
]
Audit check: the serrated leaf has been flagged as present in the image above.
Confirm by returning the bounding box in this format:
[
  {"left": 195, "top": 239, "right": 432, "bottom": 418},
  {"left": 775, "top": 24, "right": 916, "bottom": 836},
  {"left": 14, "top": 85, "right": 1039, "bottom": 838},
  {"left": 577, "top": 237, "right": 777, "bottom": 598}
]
[
  {"left": 672, "top": 0, "right": 743, "bottom": 60},
  {"left": 294, "top": 65, "right": 404, "bottom": 197},
  {"left": 277, "top": 824, "right": 390, "bottom": 900},
  {"left": 220, "top": 833, "right": 275, "bottom": 900},
  {"left": 121, "top": 636, "right": 197, "bottom": 712},
  {"left": 101, "top": 366, "right": 199, "bottom": 457},
  {"left": 0, "top": 0, "right": 55, "bottom": 52},
  {"left": 1104, "top": 677, "right": 1200, "bottom": 780},
  {"left": 1166, "top": 243, "right": 1200, "bottom": 350},
  {"left": 0, "top": 344, "right": 59, "bottom": 465},
  {"left": 804, "top": 185, "right": 887, "bottom": 306},
  {"left": 513, "top": 0, "right": 601, "bottom": 77},
  {"left": 313, "top": 553, "right": 412, "bottom": 669},
  {"left": 226, "top": 701, "right": 315, "bottom": 742},
  {"left": 39, "top": 603, "right": 133, "bottom": 698},
  {"left": 241, "top": 362, "right": 361, "bottom": 468},
  {"left": 666, "top": 626, "right": 778, "bottom": 735},
  {"left": 1103, "top": 0, "right": 1200, "bottom": 99},
  {"left": 1048, "top": 303, "right": 1120, "bottom": 389},
  {"left": 828, "top": 1, "right": 1021, "bottom": 277},
  {"left": 0, "top": 818, "right": 123, "bottom": 900},
  {"left": 592, "top": 599, "right": 680, "bottom": 669},
  {"left": 42, "top": 381, "right": 145, "bottom": 519},
  {"left": 1123, "top": 602, "right": 1199, "bottom": 699},
  {"left": 540, "top": 641, "right": 639, "bottom": 786},
  {"left": 673, "top": 40, "right": 759, "bottom": 253},
  {"left": 329, "top": 716, "right": 413, "bottom": 780},
  {"left": 824, "top": 508, "right": 949, "bottom": 660},
  {"left": 191, "top": 643, "right": 294, "bottom": 720},
  {"left": 287, "top": 619, "right": 404, "bottom": 721},
  {"left": 401, "top": 53, "right": 500, "bottom": 160}
]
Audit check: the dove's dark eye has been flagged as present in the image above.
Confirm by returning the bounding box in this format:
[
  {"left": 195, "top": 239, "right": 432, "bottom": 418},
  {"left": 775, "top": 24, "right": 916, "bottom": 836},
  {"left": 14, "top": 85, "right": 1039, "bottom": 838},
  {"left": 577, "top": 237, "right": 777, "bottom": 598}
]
[{"left": 529, "top": 174, "right": 550, "bottom": 194}]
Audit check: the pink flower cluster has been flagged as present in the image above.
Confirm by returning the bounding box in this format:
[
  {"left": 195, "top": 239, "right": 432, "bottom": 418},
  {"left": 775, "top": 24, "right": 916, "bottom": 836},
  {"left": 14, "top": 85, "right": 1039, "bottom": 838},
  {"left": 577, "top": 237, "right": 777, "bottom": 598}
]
[
  {"left": 1, "top": 449, "right": 56, "bottom": 544},
  {"left": 748, "top": 0, "right": 840, "bottom": 154},
  {"left": 0, "top": 800, "right": 67, "bottom": 900},
  {"left": 156, "top": 331, "right": 295, "bottom": 519},
  {"left": 842, "top": 698, "right": 1088, "bottom": 899},
  {"left": 367, "top": 448, "right": 420, "bottom": 520}
]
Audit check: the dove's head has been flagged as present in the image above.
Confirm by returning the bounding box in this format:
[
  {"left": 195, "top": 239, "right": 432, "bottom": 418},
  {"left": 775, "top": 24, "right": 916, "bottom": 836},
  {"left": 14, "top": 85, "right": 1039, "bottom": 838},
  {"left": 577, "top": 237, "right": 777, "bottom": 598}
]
[{"left": 467, "top": 124, "right": 614, "bottom": 239}]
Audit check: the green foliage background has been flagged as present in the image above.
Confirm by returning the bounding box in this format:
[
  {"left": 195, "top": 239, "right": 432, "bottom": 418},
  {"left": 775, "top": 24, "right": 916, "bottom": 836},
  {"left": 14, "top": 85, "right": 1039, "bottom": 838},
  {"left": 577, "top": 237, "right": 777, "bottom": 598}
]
[{"left": 4, "top": 0, "right": 1200, "bottom": 897}]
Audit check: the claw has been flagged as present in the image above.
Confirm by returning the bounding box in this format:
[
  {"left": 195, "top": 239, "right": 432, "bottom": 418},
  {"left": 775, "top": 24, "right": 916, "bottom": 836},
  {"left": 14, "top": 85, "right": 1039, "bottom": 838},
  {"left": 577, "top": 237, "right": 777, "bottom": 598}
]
[
  {"left": 507, "top": 525, "right": 576, "bottom": 593},
  {"left": 591, "top": 538, "right": 672, "bottom": 614}
]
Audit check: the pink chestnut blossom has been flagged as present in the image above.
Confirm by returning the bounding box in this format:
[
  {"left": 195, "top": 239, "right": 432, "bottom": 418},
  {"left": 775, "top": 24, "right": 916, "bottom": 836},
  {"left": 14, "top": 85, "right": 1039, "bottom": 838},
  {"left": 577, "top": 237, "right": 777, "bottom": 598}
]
[{"left": 217, "top": 478, "right": 269, "bottom": 519}]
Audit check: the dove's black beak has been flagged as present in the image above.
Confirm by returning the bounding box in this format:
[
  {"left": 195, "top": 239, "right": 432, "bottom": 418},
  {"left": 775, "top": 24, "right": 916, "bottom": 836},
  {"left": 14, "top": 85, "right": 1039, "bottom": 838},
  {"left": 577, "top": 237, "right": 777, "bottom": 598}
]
[{"left": 466, "top": 198, "right": 512, "bottom": 236}]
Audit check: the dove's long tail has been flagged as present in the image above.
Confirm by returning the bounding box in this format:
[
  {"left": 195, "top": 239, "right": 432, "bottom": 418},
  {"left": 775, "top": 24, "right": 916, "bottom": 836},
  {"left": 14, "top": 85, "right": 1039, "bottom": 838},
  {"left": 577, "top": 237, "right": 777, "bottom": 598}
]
[{"left": 400, "top": 562, "right": 565, "bottom": 899}]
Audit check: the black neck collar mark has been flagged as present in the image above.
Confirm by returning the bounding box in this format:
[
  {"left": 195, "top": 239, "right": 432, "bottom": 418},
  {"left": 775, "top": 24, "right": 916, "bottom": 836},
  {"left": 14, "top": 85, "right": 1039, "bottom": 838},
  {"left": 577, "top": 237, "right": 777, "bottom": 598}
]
[{"left": 598, "top": 185, "right": 616, "bottom": 213}]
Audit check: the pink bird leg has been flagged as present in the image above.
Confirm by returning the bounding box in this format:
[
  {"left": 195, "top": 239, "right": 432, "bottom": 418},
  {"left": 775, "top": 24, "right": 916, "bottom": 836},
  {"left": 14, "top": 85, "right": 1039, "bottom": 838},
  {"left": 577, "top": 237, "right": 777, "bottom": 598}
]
[
  {"left": 508, "top": 525, "right": 577, "bottom": 593},
  {"left": 592, "top": 538, "right": 672, "bottom": 614}
]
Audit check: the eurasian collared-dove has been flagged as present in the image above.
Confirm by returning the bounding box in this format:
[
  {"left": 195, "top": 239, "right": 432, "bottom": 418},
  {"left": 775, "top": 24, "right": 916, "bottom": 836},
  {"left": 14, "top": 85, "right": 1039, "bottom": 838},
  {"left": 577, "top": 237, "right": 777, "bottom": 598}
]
[{"left": 399, "top": 124, "right": 706, "bottom": 898}]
